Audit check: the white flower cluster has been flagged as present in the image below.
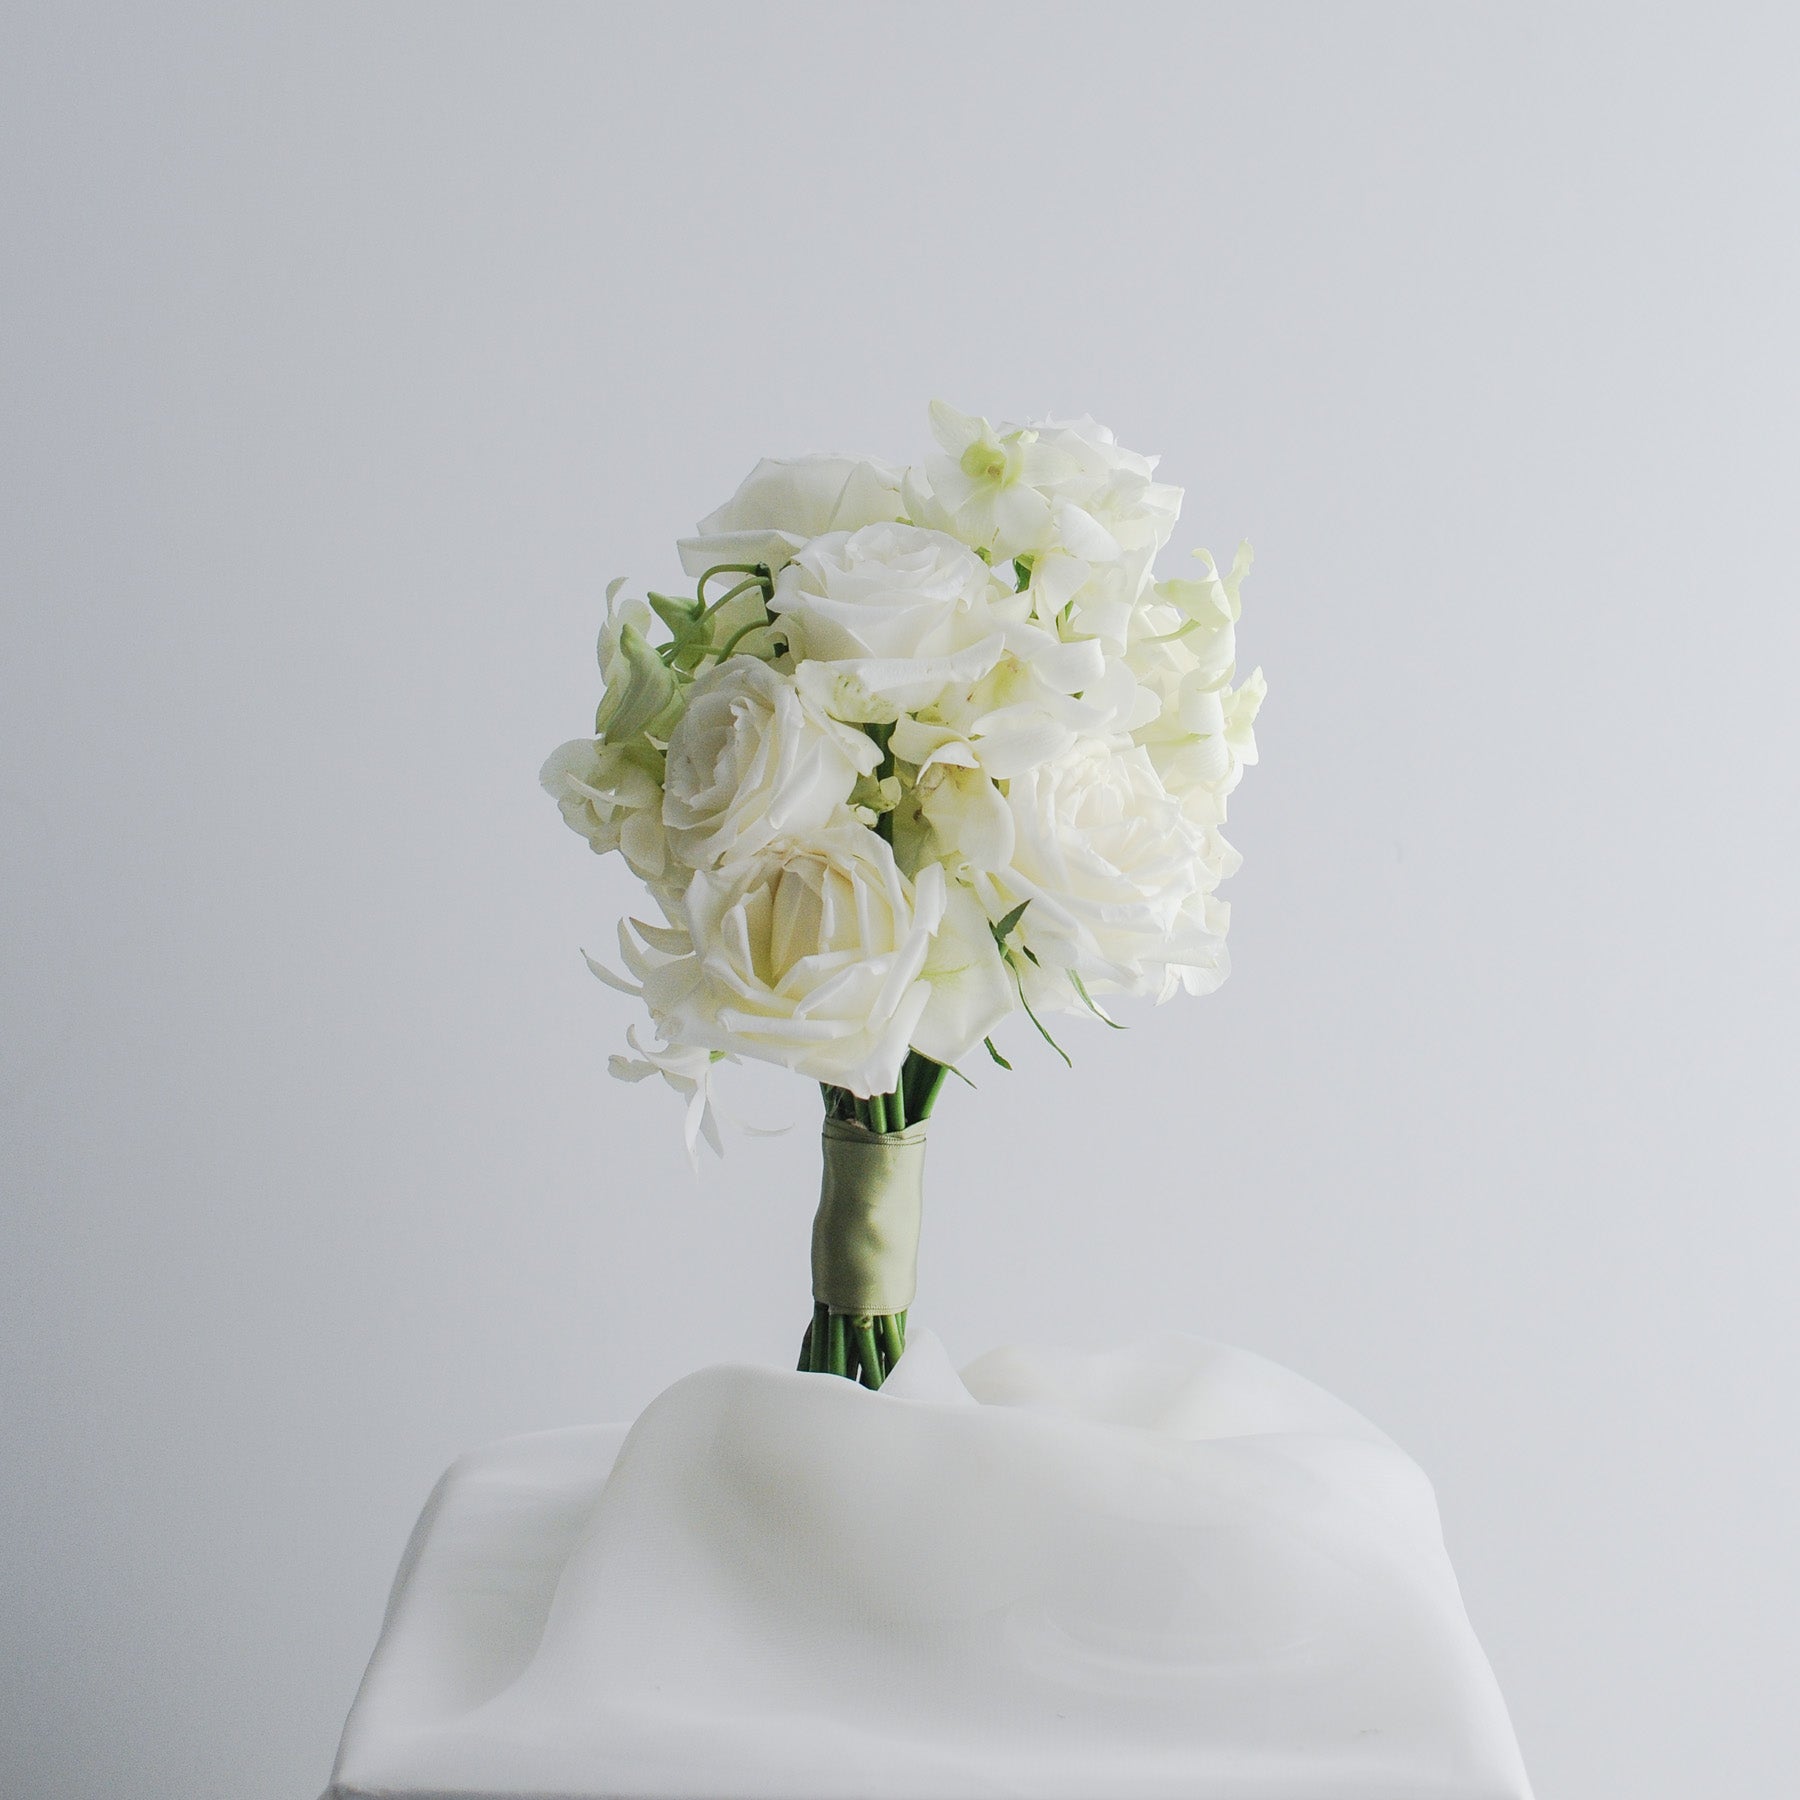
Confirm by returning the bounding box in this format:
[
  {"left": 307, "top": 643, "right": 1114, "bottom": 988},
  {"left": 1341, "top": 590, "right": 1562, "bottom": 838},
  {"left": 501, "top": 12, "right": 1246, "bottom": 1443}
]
[{"left": 543, "top": 404, "right": 1264, "bottom": 1154}]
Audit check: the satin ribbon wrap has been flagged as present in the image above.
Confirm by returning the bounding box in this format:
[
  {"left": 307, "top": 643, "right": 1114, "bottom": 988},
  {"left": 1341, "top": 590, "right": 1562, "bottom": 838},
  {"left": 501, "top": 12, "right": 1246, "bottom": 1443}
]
[{"left": 810, "top": 1119, "right": 927, "bottom": 1315}]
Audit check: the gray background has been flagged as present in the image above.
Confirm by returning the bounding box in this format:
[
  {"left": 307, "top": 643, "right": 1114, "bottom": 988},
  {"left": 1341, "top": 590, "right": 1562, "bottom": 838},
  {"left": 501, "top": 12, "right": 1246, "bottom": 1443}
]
[{"left": 4, "top": 5, "right": 1796, "bottom": 1797}]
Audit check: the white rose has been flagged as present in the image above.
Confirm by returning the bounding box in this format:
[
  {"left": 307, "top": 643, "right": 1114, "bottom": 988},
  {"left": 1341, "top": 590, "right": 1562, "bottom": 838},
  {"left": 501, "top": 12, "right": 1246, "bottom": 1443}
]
[
  {"left": 661, "top": 658, "right": 880, "bottom": 869},
  {"left": 640, "top": 824, "right": 948, "bottom": 1097},
  {"left": 771, "top": 521, "right": 1016, "bottom": 709},
  {"left": 677, "top": 453, "right": 906, "bottom": 578},
  {"left": 975, "top": 739, "right": 1226, "bottom": 1006},
  {"left": 540, "top": 737, "right": 675, "bottom": 889}
]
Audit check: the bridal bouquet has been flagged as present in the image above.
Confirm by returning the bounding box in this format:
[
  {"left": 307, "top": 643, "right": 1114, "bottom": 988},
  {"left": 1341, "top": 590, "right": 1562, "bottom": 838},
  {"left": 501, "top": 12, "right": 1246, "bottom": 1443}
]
[{"left": 543, "top": 404, "right": 1263, "bottom": 1385}]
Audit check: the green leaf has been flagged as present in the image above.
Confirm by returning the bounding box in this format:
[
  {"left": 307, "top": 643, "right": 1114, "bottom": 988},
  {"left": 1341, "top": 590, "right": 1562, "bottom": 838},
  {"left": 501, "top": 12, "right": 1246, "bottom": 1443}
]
[
  {"left": 983, "top": 1036, "right": 1013, "bottom": 1071},
  {"left": 1069, "top": 969, "right": 1126, "bottom": 1029},
  {"left": 990, "top": 899, "right": 1030, "bottom": 946},
  {"left": 1010, "top": 959, "right": 1073, "bottom": 1068},
  {"left": 1013, "top": 555, "right": 1034, "bottom": 592}
]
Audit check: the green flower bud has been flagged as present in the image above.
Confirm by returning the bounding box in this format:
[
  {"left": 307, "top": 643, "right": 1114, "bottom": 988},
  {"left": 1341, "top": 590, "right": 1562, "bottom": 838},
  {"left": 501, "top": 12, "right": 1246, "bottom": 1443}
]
[{"left": 595, "top": 623, "right": 679, "bottom": 743}]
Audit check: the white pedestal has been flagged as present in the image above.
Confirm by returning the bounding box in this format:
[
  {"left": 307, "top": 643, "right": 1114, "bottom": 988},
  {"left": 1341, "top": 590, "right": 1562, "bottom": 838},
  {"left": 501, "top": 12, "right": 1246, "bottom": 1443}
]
[{"left": 325, "top": 1334, "right": 1532, "bottom": 1799}]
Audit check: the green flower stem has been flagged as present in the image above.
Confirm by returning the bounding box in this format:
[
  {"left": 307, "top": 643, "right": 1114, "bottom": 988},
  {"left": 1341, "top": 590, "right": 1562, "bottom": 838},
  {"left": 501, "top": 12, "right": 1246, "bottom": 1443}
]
[
  {"left": 701, "top": 574, "right": 762, "bottom": 617},
  {"left": 801, "top": 1304, "right": 909, "bottom": 1383},
  {"left": 854, "top": 1319, "right": 882, "bottom": 1390},
  {"left": 696, "top": 562, "right": 773, "bottom": 605},
  {"left": 902, "top": 1055, "right": 950, "bottom": 1124},
  {"left": 707, "top": 614, "right": 779, "bottom": 663},
  {"left": 867, "top": 720, "right": 898, "bottom": 845}
]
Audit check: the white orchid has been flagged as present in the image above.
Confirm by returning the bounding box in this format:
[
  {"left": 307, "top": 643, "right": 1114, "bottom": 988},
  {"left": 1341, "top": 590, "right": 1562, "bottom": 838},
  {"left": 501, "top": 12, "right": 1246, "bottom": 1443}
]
[
  {"left": 1131, "top": 544, "right": 1264, "bottom": 851},
  {"left": 900, "top": 402, "right": 1072, "bottom": 560},
  {"left": 607, "top": 1030, "right": 728, "bottom": 1165},
  {"left": 904, "top": 405, "right": 1181, "bottom": 598}
]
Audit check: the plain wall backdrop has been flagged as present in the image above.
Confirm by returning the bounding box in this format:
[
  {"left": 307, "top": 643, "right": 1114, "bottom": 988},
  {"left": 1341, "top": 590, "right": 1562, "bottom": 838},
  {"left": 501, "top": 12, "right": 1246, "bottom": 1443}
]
[{"left": 3, "top": 5, "right": 1796, "bottom": 1797}]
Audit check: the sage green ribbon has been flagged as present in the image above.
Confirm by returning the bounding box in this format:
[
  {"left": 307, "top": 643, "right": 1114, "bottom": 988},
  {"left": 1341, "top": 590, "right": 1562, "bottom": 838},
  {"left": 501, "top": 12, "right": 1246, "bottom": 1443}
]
[{"left": 811, "top": 1118, "right": 927, "bottom": 1315}]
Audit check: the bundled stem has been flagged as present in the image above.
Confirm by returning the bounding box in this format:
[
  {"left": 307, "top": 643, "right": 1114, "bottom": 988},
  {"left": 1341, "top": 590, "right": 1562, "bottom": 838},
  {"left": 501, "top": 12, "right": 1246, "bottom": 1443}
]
[
  {"left": 801, "top": 1052, "right": 948, "bottom": 1388},
  {"left": 797, "top": 1303, "right": 909, "bottom": 1386},
  {"left": 819, "top": 1050, "right": 952, "bottom": 1137}
]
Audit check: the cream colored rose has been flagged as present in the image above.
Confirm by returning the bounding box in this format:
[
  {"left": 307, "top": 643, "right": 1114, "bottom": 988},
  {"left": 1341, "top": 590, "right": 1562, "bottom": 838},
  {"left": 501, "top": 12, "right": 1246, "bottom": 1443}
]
[
  {"left": 661, "top": 659, "right": 879, "bottom": 870},
  {"left": 642, "top": 824, "right": 947, "bottom": 1097}
]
